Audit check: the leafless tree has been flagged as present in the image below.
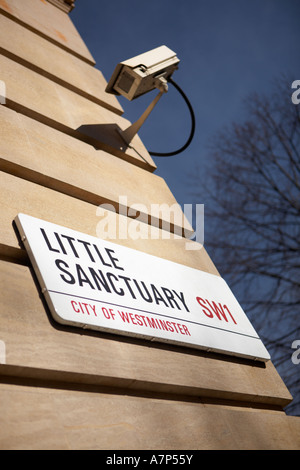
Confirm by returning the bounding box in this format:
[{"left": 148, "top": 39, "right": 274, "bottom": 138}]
[{"left": 195, "top": 78, "right": 300, "bottom": 415}]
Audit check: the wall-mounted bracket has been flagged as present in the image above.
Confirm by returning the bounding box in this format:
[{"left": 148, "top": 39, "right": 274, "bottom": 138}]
[{"left": 118, "top": 77, "right": 168, "bottom": 146}]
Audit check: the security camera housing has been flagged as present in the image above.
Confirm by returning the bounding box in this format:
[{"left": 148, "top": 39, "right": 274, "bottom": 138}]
[{"left": 106, "top": 45, "right": 180, "bottom": 101}]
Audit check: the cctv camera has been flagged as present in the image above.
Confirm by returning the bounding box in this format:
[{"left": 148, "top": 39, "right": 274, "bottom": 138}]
[
  {"left": 106, "top": 45, "right": 180, "bottom": 101},
  {"left": 105, "top": 46, "right": 195, "bottom": 156}
]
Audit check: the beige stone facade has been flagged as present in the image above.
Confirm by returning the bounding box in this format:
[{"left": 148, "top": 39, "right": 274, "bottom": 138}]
[{"left": 0, "top": 0, "right": 299, "bottom": 449}]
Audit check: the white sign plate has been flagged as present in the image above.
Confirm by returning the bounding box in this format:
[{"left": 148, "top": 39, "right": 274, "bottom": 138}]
[{"left": 15, "top": 214, "right": 270, "bottom": 362}]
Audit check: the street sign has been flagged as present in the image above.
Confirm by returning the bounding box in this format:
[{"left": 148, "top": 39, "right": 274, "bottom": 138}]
[{"left": 15, "top": 213, "right": 270, "bottom": 361}]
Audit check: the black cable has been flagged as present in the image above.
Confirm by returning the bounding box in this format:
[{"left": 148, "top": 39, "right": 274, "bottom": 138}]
[{"left": 149, "top": 77, "right": 196, "bottom": 157}]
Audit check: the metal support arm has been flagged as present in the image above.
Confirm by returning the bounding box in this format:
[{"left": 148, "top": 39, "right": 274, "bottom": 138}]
[{"left": 118, "top": 77, "right": 168, "bottom": 146}]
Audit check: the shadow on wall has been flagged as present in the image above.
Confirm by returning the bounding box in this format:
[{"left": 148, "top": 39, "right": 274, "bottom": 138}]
[
  {"left": 76, "top": 123, "right": 128, "bottom": 152},
  {"left": 76, "top": 123, "right": 149, "bottom": 165}
]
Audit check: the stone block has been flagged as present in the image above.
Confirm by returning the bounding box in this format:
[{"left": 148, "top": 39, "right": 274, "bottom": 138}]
[
  {"left": 0, "top": 171, "right": 214, "bottom": 272},
  {"left": 0, "top": 14, "right": 123, "bottom": 115},
  {"left": 0, "top": 0, "right": 94, "bottom": 64},
  {"left": 0, "top": 107, "right": 192, "bottom": 236},
  {"left": 0, "top": 54, "right": 155, "bottom": 170}
]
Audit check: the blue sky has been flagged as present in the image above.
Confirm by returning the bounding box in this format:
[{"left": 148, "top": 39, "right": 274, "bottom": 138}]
[{"left": 71, "top": 0, "right": 300, "bottom": 213}]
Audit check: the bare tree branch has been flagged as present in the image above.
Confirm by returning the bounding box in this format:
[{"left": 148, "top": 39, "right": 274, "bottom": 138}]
[{"left": 192, "top": 77, "right": 300, "bottom": 415}]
